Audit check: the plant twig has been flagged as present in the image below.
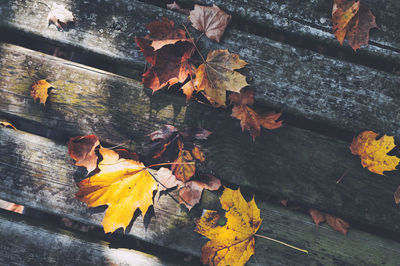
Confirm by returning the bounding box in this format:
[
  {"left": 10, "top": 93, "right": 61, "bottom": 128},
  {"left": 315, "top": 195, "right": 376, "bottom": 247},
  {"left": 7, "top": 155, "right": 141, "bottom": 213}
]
[{"left": 336, "top": 168, "right": 350, "bottom": 184}]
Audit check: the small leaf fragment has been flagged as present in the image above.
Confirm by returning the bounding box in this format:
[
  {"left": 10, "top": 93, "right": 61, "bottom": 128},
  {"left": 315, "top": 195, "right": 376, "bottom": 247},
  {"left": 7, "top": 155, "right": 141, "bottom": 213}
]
[
  {"left": 190, "top": 4, "right": 231, "bottom": 42},
  {"left": 195, "top": 187, "right": 261, "bottom": 265},
  {"left": 167, "top": 1, "right": 190, "bottom": 15},
  {"left": 0, "top": 120, "right": 16, "bottom": 130},
  {"left": 30, "top": 80, "right": 54, "bottom": 105},
  {"left": 394, "top": 186, "right": 400, "bottom": 205},
  {"left": 350, "top": 131, "right": 400, "bottom": 175},
  {"left": 48, "top": 3, "right": 75, "bottom": 30},
  {"left": 68, "top": 135, "right": 100, "bottom": 174}
]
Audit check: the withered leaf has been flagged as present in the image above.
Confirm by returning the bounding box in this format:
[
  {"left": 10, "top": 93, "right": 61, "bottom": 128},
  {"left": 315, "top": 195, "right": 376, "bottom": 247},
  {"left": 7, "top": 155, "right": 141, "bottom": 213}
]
[
  {"left": 144, "top": 17, "right": 188, "bottom": 50},
  {"left": 156, "top": 168, "right": 221, "bottom": 210},
  {"left": 167, "top": 1, "right": 190, "bottom": 15},
  {"left": 192, "top": 49, "right": 248, "bottom": 107},
  {"left": 0, "top": 120, "right": 16, "bottom": 130},
  {"left": 230, "top": 88, "right": 283, "bottom": 140},
  {"left": 30, "top": 80, "right": 54, "bottom": 105},
  {"left": 190, "top": 4, "right": 231, "bottom": 42},
  {"left": 76, "top": 147, "right": 157, "bottom": 233},
  {"left": 350, "top": 131, "right": 400, "bottom": 175},
  {"left": 309, "top": 209, "right": 350, "bottom": 235},
  {"left": 195, "top": 188, "right": 261, "bottom": 265},
  {"left": 394, "top": 186, "right": 400, "bottom": 205},
  {"left": 48, "top": 3, "right": 75, "bottom": 30},
  {"left": 135, "top": 38, "right": 195, "bottom": 92},
  {"left": 172, "top": 140, "right": 196, "bottom": 182},
  {"left": 68, "top": 135, "right": 100, "bottom": 174},
  {"left": 332, "top": 0, "right": 377, "bottom": 51}
]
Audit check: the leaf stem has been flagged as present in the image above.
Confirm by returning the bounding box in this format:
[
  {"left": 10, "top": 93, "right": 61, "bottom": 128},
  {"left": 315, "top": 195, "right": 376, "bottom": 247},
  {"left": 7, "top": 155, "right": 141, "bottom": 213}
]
[
  {"left": 182, "top": 24, "right": 206, "bottom": 64},
  {"left": 254, "top": 234, "right": 309, "bottom": 254},
  {"left": 336, "top": 168, "right": 350, "bottom": 184}
]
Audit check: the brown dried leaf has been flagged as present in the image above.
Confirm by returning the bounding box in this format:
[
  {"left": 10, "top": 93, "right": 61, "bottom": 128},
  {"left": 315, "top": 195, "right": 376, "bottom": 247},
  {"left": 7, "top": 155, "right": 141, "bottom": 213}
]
[
  {"left": 30, "top": 80, "right": 54, "bottom": 105},
  {"left": 179, "top": 174, "right": 221, "bottom": 210},
  {"left": 394, "top": 186, "right": 400, "bottom": 205},
  {"left": 189, "top": 4, "right": 231, "bottom": 42},
  {"left": 135, "top": 38, "right": 195, "bottom": 92},
  {"left": 68, "top": 135, "right": 100, "bottom": 174},
  {"left": 194, "top": 49, "right": 248, "bottom": 107},
  {"left": 309, "top": 209, "right": 350, "bottom": 235},
  {"left": 167, "top": 1, "right": 190, "bottom": 15},
  {"left": 156, "top": 167, "right": 183, "bottom": 191},
  {"left": 144, "top": 17, "right": 188, "bottom": 50},
  {"left": 332, "top": 0, "right": 377, "bottom": 51}
]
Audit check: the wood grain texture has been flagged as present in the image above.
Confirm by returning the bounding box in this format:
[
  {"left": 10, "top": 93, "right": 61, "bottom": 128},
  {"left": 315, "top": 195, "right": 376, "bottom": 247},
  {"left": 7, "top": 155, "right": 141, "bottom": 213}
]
[
  {"left": 1, "top": 44, "right": 400, "bottom": 236},
  {"left": 178, "top": 0, "right": 400, "bottom": 61},
  {"left": 0, "top": 1, "right": 400, "bottom": 135},
  {"left": 1, "top": 128, "right": 400, "bottom": 265},
  {"left": 0, "top": 209, "right": 173, "bottom": 266}
]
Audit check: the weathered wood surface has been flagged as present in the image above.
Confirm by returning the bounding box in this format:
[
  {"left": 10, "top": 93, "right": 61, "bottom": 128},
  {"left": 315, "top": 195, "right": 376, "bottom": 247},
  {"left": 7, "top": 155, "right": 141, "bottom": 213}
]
[
  {"left": 1, "top": 128, "right": 400, "bottom": 265},
  {"left": 1, "top": 44, "right": 400, "bottom": 235},
  {"left": 1, "top": 0, "right": 400, "bottom": 135},
  {"left": 0, "top": 209, "right": 173, "bottom": 266},
  {"left": 178, "top": 0, "right": 400, "bottom": 62}
]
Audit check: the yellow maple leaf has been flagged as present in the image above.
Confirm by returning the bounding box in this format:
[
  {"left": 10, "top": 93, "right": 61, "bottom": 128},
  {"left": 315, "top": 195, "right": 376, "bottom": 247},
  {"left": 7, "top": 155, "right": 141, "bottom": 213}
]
[
  {"left": 193, "top": 49, "right": 248, "bottom": 107},
  {"left": 76, "top": 147, "right": 157, "bottom": 233},
  {"left": 195, "top": 187, "right": 262, "bottom": 266},
  {"left": 350, "top": 130, "right": 400, "bottom": 175},
  {"left": 30, "top": 79, "right": 53, "bottom": 105}
]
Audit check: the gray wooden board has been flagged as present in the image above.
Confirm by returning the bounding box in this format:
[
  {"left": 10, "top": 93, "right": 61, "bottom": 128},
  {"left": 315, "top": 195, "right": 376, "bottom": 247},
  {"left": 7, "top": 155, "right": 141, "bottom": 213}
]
[
  {"left": 178, "top": 0, "right": 400, "bottom": 62},
  {"left": 1, "top": 1, "right": 400, "bottom": 135},
  {"left": 1, "top": 43, "right": 400, "bottom": 235},
  {"left": 1, "top": 128, "right": 400, "bottom": 265},
  {"left": 0, "top": 209, "right": 174, "bottom": 266}
]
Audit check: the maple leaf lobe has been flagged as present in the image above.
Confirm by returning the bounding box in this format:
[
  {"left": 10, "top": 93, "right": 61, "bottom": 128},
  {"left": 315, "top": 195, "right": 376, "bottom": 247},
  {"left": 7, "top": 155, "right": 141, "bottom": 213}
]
[{"left": 145, "top": 17, "right": 188, "bottom": 50}]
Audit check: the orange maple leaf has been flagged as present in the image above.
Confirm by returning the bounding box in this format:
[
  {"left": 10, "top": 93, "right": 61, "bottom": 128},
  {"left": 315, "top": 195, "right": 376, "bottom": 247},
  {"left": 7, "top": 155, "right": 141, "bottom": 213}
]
[
  {"left": 68, "top": 135, "right": 100, "bottom": 174},
  {"left": 184, "top": 49, "right": 248, "bottom": 106},
  {"left": 195, "top": 187, "right": 262, "bottom": 265},
  {"left": 350, "top": 130, "right": 400, "bottom": 175},
  {"left": 189, "top": 4, "right": 231, "bottom": 42},
  {"left": 229, "top": 88, "right": 283, "bottom": 140},
  {"left": 76, "top": 147, "right": 157, "bottom": 233},
  {"left": 332, "top": 0, "right": 377, "bottom": 51},
  {"left": 30, "top": 80, "right": 54, "bottom": 105}
]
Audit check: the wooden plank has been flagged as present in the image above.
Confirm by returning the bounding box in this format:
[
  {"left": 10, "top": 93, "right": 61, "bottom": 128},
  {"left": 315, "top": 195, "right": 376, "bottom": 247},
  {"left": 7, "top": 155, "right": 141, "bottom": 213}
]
[
  {"left": 1, "top": 1, "right": 400, "bottom": 134},
  {"left": 1, "top": 43, "right": 400, "bottom": 235},
  {"left": 0, "top": 209, "right": 174, "bottom": 266},
  {"left": 1, "top": 128, "right": 400, "bottom": 265},
  {"left": 177, "top": 0, "right": 400, "bottom": 62}
]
